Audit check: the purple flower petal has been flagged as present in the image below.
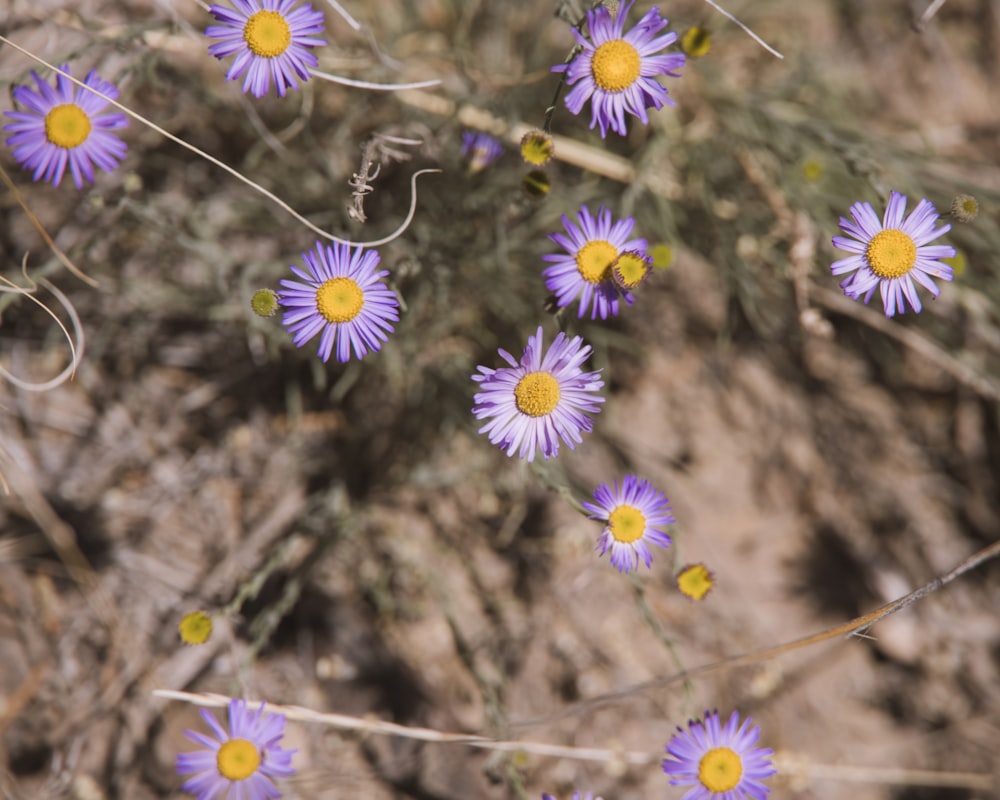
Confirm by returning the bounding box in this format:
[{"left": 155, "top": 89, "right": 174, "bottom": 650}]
[
  {"left": 663, "top": 710, "right": 776, "bottom": 799},
  {"left": 3, "top": 64, "right": 128, "bottom": 188},
  {"left": 277, "top": 241, "right": 399, "bottom": 363},
  {"left": 829, "top": 191, "right": 955, "bottom": 317},
  {"left": 553, "top": 1, "right": 684, "bottom": 137},
  {"left": 542, "top": 204, "right": 647, "bottom": 319},
  {"left": 176, "top": 699, "right": 297, "bottom": 800},
  {"left": 583, "top": 474, "right": 673, "bottom": 573},
  {"left": 206, "top": 0, "right": 326, "bottom": 97},
  {"left": 471, "top": 327, "right": 605, "bottom": 462}
]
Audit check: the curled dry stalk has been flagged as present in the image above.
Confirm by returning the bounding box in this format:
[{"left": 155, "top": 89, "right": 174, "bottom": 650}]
[
  {"left": 0, "top": 259, "right": 85, "bottom": 393},
  {"left": 0, "top": 36, "right": 439, "bottom": 250},
  {"left": 348, "top": 133, "right": 424, "bottom": 223}
]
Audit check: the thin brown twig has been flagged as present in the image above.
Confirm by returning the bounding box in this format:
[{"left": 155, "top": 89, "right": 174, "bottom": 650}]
[
  {"left": 155, "top": 539, "right": 1000, "bottom": 792},
  {"left": 0, "top": 163, "right": 99, "bottom": 287},
  {"left": 776, "top": 757, "right": 993, "bottom": 791},
  {"left": 150, "top": 690, "right": 995, "bottom": 791},
  {"left": 0, "top": 447, "right": 119, "bottom": 628},
  {"left": 812, "top": 286, "right": 1000, "bottom": 403},
  {"left": 914, "top": 0, "right": 949, "bottom": 30},
  {"left": 516, "top": 537, "right": 1000, "bottom": 725},
  {"left": 396, "top": 92, "right": 681, "bottom": 200},
  {"left": 0, "top": 663, "right": 47, "bottom": 738},
  {"left": 699, "top": 0, "right": 784, "bottom": 58}
]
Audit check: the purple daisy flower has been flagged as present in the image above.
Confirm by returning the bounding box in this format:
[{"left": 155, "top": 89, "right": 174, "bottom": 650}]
[
  {"left": 543, "top": 205, "right": 647, "bottom": 320},
  {"left": 3, "top": 65, "right": 128, "bottom": 188},
  {"left": 583, "top": 474, "right": 673, "bottom": 573},
  {"left": 206, "top": 0, "right": 327, "bottom": 98},
  {"left": 662, "top": 710, "right": 776, "bottom": 800},
  {"left": 831, "top": 191, "right": 955, "bottom": 318},
  {"left": 278, "top": 241, "right": 399, "bottom": 363},
  {"left": 553, "top": 0, "right": 684, "bottom": 137},
  {"left": 176, "top": 698, "right": 296, "bottom": 800},
  {"left": 472, "top": 326, "right": 605, "bottom": 462},
  {"left": 461, "top": 131, "right": 504, "bottom": 174}
]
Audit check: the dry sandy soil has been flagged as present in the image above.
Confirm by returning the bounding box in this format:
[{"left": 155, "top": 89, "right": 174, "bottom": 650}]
[{"left": 2, "top": 1, "right": 1000, "bottom": 798}]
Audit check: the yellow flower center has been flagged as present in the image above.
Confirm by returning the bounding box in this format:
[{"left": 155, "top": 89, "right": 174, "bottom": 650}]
[
  {"left": 591, "top": 39, "right": 641, "bottom": 92},
  {"left": 514, "top": 372, "right": 561, "bottom": 417},
  {"left": 251, "top": 288, "right": 279, "bottom": 318},
  {"left": 698, "top": 746, "right": 743, "bottom": 793},
  {"left": 576, "top": 240, "right": 618, "bottom": 284},
  {"left": 613, "top": 252, "right": 650, "bottom": 288},
  {"left": 649, "top": 243, "right": 674, "bottom": 270},
  {"left": 520, "top": 130, "right": 554, "bottom": 166},
  {"left": 681, "top": 26, "right": 712, "bottom": 58},
  {"left": 244, "top": 10, "right": 292, "bottom": 58},
  {"left": 178, "top": 611, "right": 213, "bottom": 645},
  {"left": 44, "top": 104, "right": 91, "bottom": 149},
  {"left": 801, "top": 159, "right": 824, "bottom": 182},
  {"left": 216, "top": 738, "right": 261, "bottom": 781},
  {"left": 866, "top": 229, "right": 917, "bottom": 279},
  {"left": 677, "top": 564, "right": 713, "bottom": 601},
  {"left": 608, "top": 504, "right": 646, "bottom": 543},
  {"left": 316, "top": 277, "right": 364, "bottom": 323}
]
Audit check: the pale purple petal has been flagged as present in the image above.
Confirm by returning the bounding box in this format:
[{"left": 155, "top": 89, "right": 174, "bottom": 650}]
[
  {"left": 829, "top": 193, "right": 955, "bottom": 317},
  {"left": 552, "top": 1, "right": 684, "bottom": 137}
]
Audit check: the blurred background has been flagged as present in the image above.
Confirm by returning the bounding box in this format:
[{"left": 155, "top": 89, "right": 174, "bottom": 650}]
[{"left": 1, "top": 0, "right": 999, "bottom": 797}]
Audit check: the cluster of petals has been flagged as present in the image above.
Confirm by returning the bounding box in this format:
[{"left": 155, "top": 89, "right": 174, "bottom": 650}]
[
  {"left": 176, "top": 698, "right": 296, "bottom": 799},
  {"left": 461, "top": 130, "right": 504, "bottom": 173},
  {"left": 471, "top": 326, "right": 605, "bottom": 462},
  {"left": 554, "top": 0, "right": 685, "bottom": 137},
  {"left": 584, "top": 474, "right": 674, "bottom": 572},
  {"left": 544, "top": 205, "right": 648, "bottom": 320},
  {"left": 663, "top": 709, "right": 776, "bottom": 800},
  {"left": 3, "top": 65, "right": 128, "bottom": 188},
  {"left": 831, "top": 191, "right": 955, "bottom": 317},
  {"left": 206, "top": 0, "right": 327, "bottom": 97},
  {"left": 278, "top": 241, "right": 399, "bottom": 363}
]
